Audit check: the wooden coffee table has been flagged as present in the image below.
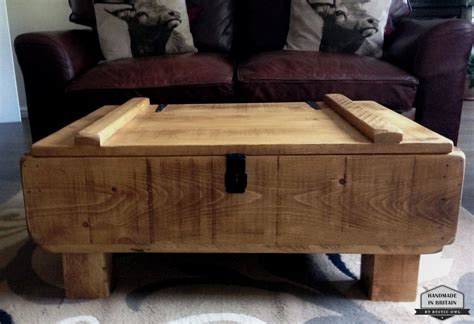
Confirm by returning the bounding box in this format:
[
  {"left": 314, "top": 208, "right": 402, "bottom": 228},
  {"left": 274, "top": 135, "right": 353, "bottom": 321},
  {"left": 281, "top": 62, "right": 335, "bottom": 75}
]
[{"left": 21, "top": 94, "right": 465, "bottom": 301}]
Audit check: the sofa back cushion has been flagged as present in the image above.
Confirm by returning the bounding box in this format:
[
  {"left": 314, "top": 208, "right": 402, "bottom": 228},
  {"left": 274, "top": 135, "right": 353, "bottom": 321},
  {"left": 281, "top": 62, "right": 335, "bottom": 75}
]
[
  {"left": 69, "top": 0, "right": 96, "bottom": 27},
  {"left": 234, "top": 0, "right": 291, "bottom": 58},
  {"left": 69, "top": 0, "right": 233, "bottom": 53},
  {"left": 187, "top": 0, "right": 234, "bottom": 53}
]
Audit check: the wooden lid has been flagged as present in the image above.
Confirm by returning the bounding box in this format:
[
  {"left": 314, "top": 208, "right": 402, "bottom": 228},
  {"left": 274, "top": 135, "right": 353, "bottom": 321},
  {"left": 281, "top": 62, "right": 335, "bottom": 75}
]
[{"left": 31, "top": 94, "right": 453, "bottom": 157}]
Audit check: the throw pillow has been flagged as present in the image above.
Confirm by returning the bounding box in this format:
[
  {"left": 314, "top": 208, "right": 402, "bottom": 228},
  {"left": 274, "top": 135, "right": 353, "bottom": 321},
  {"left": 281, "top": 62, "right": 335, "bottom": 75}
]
[
  {"left": 389, "top": 0, "right": 411, "bottom": 22},
  {"left": 385, "top": 0, "right": 411, "bottom": 35},
  {"left": 285, "top": 0, "right": 392, "bottom": 58},
  {"left": 94, "top": 0, "right": 197, "bottom": 61}
]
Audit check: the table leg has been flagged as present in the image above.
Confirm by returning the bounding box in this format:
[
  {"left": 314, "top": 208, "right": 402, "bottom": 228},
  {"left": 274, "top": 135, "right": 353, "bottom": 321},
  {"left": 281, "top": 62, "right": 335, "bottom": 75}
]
[
  {"left": 361, "top": 254, "right": 420, "bottom": 301},
  {"left": 62, "top": 253, "right": 113, "bottom": 299}
]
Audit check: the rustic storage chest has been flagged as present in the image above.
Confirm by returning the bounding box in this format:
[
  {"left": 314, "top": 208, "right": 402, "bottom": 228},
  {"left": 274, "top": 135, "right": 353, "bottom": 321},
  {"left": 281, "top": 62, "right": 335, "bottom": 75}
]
[{"left": 22, "top": 94, "right": 465, "bottom": 301}]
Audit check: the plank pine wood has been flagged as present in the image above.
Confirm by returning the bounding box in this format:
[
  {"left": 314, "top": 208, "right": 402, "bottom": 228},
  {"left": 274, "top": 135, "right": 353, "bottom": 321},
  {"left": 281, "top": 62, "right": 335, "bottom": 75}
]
[
  {"left": 22, "top": 157, "right": 151, "bottom": 245},
  {"left": 62, "top": 253, "right": 112, "bottom": 299},
  {"left": 21, "top": 97, "right": 467, "bottom": 300},
  {"left": 22, "top": 150, "right": 464, "bottom": 254},
  {"left": 324, "top": 94, "right": 404, "bottom": 144},
  {"left": 75, "top": 98, "right": 150, "bottom": 146},
  {"left": 149, "top": 156, "right": 279, "bottom": 245},
  {"left": 43, "top": 244, "right": 443, "bottom": 255},
  {"left": 361, "top": 254, "right": 420, "bottom": 301},
  {"left": 31, "top": 101, "right": 453, "bottom": 157}
]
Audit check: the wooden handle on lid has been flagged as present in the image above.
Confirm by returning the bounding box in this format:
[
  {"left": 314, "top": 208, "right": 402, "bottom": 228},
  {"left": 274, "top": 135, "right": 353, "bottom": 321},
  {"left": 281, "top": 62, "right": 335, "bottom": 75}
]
[
  {"left": 75, "top": 98, "right": 150, "bottom": 146},
  {"left": 324, "top": 94, "right": 404, "bottom": 144}
]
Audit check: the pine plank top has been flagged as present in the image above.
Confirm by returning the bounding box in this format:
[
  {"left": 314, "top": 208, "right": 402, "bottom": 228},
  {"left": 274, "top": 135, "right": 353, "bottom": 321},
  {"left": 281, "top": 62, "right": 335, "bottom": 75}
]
[{"left": 32, "top": 98, "right": 454, "bottom": 157}]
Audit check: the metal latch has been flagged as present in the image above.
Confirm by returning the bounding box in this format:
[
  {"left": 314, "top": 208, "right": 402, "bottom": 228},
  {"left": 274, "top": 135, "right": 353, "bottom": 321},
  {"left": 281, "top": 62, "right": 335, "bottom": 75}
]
[{"left": 225, "top": 154, "right": 247, "bottom": 194}]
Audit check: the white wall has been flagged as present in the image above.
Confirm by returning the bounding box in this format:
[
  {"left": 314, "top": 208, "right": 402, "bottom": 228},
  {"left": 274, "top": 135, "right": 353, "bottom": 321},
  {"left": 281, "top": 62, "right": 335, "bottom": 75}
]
[
  {"left": 0, "top": 0, "right": 20, "bottom": 123},
  {"left": 6, "top": 0, "right": 85, "bottom": 115}
]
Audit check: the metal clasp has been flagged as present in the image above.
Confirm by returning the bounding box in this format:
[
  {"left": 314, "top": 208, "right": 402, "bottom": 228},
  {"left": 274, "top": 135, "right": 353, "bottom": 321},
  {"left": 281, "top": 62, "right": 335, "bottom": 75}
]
[{"left": 225, "top": 154, "right": 247, "bottom": 194}]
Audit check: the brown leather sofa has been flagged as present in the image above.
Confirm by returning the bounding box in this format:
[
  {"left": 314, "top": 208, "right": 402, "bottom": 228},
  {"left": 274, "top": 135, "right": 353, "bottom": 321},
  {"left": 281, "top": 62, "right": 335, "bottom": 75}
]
[{"left": 15, "top": 0, "right": 473, "bottom": 144}]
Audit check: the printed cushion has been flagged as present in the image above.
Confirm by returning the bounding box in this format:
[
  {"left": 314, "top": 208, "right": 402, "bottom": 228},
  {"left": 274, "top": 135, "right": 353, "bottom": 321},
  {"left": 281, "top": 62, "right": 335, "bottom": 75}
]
[
  {"left": 69, "top": 0, "right": 234, "bottom": 53},
  {"left": 386, "top": 0, "right": 412, "bottom": 35},
  {"left": 389, "top": 0, "right": 411, "bottom": 22},
  {"left": 94, "top": 0, "right": 197, "bottom": 61},
  {"left": 285, "top": 0, "right": 392, "bottom": 58}
]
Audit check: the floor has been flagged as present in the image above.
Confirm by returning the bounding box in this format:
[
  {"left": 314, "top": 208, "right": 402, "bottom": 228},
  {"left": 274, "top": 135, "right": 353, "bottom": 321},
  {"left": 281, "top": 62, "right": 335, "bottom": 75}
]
[
  {"left": 0, "top": 120, "right": 30, "bottom": 202},
  {"left": 0, "top": 103, "right": 473, "bottom": 213}
]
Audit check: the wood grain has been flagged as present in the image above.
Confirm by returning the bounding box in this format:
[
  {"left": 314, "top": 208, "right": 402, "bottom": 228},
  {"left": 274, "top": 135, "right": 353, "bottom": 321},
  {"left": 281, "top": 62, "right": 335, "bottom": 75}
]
[
  {"left": 75, "top": 98, "right": 150, "bottom": 146},
  {"left": 63, "top": 253, "right": 112, "bottom": 299},
  {"left": 22, "top": 151, "right": 464, "bottom": 253},
  {"left": 44, "top": 244, "right": 443, "bottom": 255},
  {"left": 325, "top": 94, "right": 404, "bottom": 144},
  {"left": 22, "top": 157, "right": 151, "bottom": 245},
  {"left": 149, "top": 156, "right": 279, "bottom": 245},
  {"left": 361, "top": 254, "right": 420, "bottom": 301},
  {"left": 31, "top": 101, "right": 453, "bottom": 157}
]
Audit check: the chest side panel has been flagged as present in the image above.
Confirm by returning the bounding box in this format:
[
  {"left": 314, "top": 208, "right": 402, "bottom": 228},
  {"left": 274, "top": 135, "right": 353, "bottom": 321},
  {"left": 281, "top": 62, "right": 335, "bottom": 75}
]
[{"left": 21, "top": 152, "right": 464, "bottom": 253}]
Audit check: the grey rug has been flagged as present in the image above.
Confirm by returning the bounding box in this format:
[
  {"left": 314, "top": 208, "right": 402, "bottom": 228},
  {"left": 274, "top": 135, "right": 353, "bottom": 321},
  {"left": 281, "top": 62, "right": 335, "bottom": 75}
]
[{"left": 0, "top": 192, "right": 473, "bottom": 324}]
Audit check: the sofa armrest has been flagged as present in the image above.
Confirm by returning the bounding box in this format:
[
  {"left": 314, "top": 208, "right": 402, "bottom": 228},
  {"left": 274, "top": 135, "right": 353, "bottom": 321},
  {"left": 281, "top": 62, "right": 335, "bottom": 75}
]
[
  {"left": 15, "top": 29, "right": 102, "bottom": 142},
  {"left": 384, "top": 19, "right": 473, "bottom": 144},
  {"left": 15, "top": 29, "right": 102, "bottom": 86}
]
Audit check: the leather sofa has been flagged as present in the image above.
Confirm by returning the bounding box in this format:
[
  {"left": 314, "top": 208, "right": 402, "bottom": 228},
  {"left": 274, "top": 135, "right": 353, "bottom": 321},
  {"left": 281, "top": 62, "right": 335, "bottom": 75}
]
[{"left": 15, "top": 0, "right": 473, "bottom": 144}]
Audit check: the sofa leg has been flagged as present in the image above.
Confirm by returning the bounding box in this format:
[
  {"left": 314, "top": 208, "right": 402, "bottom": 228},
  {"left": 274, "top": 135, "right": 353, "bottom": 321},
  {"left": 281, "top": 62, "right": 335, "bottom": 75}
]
[
  {"left": 361, "top": 254, "right": 420, "bottom": 301},
  {"left": 62, "top": 253, "right": 112, "bottom": 299}
]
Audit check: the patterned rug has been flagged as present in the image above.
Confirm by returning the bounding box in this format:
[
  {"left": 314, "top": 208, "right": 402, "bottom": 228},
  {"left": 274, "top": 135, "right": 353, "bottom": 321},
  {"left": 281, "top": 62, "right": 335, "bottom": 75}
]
[{"left": 0, "top": 192, "right": 473, "bottom": 324}]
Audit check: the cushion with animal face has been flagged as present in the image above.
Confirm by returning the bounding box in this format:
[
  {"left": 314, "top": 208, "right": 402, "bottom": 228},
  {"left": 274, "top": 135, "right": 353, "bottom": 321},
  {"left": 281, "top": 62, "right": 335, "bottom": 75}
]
[
  {"left": 385, "top": 0, "right": 411, "bottom": 35},
  {"left": 285, "top": 0, "right": 392, "bottom": 58},
  {"left": 94, "top": 0, "right": 197, "bottom": 60}
]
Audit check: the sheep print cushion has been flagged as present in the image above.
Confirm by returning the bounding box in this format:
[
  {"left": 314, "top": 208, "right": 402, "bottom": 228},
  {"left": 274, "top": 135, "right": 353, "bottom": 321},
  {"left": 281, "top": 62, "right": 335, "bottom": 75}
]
[
  {"left": 94, "top": 0, "right": 197, "bottom": 61},
  {"left": 286, "top": 0, "right": 392, "bottom": 58}
]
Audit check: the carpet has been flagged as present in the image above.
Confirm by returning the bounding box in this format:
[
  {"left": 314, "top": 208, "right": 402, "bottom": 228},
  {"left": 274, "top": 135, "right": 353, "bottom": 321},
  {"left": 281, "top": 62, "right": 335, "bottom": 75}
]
[{"left": 0, "top": 192, "right": 473, "bottom": 324}]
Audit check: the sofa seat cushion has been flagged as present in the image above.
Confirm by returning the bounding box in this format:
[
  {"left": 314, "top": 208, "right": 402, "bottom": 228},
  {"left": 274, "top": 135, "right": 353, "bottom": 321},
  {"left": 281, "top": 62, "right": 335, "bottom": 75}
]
[
  {"left": 66, "top": 53, "right": 235, "bottom": 109},
  {"left": 237, "top": 51, "right": 418, "bottom": 112}
]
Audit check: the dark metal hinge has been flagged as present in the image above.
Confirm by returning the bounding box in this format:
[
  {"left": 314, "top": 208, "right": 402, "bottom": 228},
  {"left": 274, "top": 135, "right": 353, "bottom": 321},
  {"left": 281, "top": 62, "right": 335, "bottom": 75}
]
[
  {"left": 306, "top": 101, "right": 321, "bottom": 110},
  {"left": 156, "top": 104, "right": 168, "bottom": 112}
]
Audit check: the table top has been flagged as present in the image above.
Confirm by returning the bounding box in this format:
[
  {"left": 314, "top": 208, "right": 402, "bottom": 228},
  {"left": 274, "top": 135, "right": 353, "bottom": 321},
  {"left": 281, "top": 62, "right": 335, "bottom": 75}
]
[{"left": 31, "top": 95, "right": 454, "bottom": 157}]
